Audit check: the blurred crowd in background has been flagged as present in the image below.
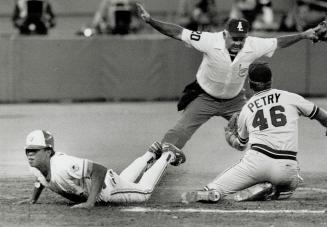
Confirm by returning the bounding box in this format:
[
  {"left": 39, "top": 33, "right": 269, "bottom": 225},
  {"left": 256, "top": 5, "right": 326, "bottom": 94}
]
[
  {"left": 11, "top": 0, "right": 327, "bottom": 36},
  {"left": 12, "top": 0, "right": 56, "bottom": 35}
]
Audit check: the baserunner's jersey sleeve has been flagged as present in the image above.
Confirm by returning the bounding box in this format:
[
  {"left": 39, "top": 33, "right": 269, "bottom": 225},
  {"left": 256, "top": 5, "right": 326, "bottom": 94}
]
[
  {"left": 65, "top": 155, "right": 91, "bottom": 180},
  {"left": 181, "top": 29, "right": 214, "bottom": 53}
]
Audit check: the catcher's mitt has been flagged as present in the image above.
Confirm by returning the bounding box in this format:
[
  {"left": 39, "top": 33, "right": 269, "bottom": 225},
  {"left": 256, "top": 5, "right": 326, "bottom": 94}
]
[
  {"left": 225, "top": 113, "right": 239, "bottom": 135},
  {"left": 314, "top": 20, "right": 327, "bottom": 42},
  {"left": 224, "top": 113, "right": 247, "bottom": 151}
]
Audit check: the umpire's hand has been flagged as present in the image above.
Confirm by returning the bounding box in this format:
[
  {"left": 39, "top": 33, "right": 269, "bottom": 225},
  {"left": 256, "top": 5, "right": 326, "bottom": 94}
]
[
  {"left": 302, "top": 28, "right": 319, "bottom": 42},
  {"left": 136, "top": 3, "right": 151, "bottom": 23}
]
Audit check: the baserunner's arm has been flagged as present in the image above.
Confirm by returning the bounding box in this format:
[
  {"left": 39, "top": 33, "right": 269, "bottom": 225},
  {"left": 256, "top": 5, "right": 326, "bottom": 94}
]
[
  {"left": 71, "top": 162, "right": 107, "bottom": 209},
  {"left": 15, "top": 183, "right": 44, "bottom": 205}
]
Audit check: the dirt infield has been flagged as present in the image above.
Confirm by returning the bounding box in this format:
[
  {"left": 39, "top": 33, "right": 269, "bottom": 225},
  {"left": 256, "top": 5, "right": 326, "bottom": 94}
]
[
  {"left": 1, "top": 173, "right": 327, "bottom": 226},
  {"left": 1, "top": 101, "right": 327, "bottom": 226}
]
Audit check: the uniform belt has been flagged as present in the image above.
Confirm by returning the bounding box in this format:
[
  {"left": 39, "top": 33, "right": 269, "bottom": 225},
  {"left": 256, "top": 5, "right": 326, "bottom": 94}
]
[
  {"left": 251, "top": 144, "right": 297, "bottom": 161},
  {"left": 204, "top": 92, "right": 234, "bottom": 102},
  {"left": 196, "top": 81, "right": 235, "bottom": 102}
]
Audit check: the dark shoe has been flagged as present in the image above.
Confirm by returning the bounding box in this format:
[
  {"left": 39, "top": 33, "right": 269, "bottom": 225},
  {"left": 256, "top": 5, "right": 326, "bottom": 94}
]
[
  {"left": 162, "top": 143, "right": 186, "bottom": 166},
  {"left": 147, "top": 141, "right": 162, "bottom": 160}
]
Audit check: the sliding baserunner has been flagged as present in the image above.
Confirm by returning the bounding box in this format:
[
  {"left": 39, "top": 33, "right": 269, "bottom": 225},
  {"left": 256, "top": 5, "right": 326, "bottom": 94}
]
[{"left": 17, "top": 130, "right": 185, "bottom": 208}]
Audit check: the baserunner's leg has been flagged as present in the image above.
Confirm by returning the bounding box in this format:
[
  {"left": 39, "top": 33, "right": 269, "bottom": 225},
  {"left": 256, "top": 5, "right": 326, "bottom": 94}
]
[{"left": 119, "top": 142, "right": 162, "bottom": 182}]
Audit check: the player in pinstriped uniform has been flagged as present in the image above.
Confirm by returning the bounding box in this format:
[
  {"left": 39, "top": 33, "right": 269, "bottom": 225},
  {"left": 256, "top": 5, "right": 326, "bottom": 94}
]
[
  {"left": 136, "top": 3, "right": 323, "bottom": 153},
  {"left": 17, "top": 130, "right": 185, "bottom": 208},
  {"left": 181, "top": 62, "right": 327, "bottom": 203}
]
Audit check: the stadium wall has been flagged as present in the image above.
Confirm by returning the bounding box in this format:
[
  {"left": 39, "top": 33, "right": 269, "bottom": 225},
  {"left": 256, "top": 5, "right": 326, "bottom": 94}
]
[
  {"left": 0, "top": 0, "right": 292, "bottom": 15},
  {"left": 0, "top": 35, "right": 326, "bottom": 102},
  {"left": 0, "top": 0, "right": 292, "bottom": 35}
]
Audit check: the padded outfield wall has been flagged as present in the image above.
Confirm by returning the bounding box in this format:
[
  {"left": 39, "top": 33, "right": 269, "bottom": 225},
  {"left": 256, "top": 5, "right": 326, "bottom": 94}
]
[{"left": 0, "top": 35, "right": 326, "bottom": 102}]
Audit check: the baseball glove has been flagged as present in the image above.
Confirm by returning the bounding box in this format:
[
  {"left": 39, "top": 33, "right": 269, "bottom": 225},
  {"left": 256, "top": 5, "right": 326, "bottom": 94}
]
[
  {"left": 225, "top": 113, "right": 239, "bottom": 135},
  {"left": 314, "top": 20, "right": 327, "bottom": 42},
  {"left": 224, "top": 113, "right": 247, "bottom": 151}
]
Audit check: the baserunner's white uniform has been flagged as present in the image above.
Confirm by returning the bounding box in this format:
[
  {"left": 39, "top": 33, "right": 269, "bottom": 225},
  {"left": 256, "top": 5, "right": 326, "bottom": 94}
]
[
  {"left": 206, "top": 88, "right": 319, "bottom": 196},
  {"left": 30, "top": 151, "right": 170, "bottom": 203}
]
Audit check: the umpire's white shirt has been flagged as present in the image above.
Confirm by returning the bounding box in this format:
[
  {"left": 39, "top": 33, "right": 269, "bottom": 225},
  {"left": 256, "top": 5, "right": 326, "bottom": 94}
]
[{"left": 181, "top": 29, "right": 277, "bottom": 99}]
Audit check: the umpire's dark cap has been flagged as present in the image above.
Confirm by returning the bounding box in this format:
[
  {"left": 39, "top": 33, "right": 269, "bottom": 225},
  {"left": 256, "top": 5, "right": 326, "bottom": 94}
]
[
  {"left": 249, "top": 62, "right": 272, "bottom": 83},
  {"left": 225, "top": 18, "right": 249, "bottom": 37}
]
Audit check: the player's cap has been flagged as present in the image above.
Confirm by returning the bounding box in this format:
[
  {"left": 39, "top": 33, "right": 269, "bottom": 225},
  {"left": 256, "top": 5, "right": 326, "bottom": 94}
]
[
  {"left": 248, "top": 62, "right": 272, "bottom": 83},
  {"left": 25, "top": 130, "right": 54, "bottom": 150},
  {"left": 225, "top": 18, "right": 249, "bottom": 37}
]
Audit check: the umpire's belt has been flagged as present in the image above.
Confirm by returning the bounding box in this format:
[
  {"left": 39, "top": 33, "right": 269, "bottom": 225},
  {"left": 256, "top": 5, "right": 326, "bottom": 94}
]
[{"left": 251, "top": 144, "right": 297, "bottom": 161}]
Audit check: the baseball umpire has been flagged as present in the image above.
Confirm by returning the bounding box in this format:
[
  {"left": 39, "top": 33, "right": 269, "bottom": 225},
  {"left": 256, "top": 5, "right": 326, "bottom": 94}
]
[
  {"left": 17, "top": 130, "right": 185, "bottom": 208},
  {"left": 136, "top": 3, "right": 326, "bottom": 152},
  {"left": 181, "top": 62, "right": 327, "bottom": 203}
]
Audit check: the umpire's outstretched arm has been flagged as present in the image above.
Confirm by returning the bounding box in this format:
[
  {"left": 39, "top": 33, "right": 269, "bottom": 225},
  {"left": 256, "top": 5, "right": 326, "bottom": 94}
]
[
  {"left": 136, "top": 3, "right": 183, "bottom": 41},
  {"left": 276, "top": 24, "right": 323, "bottom": 48}
]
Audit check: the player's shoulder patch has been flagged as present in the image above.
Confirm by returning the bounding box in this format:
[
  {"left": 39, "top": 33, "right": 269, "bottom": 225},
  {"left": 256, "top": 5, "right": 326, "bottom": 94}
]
[
  {"left": 66, "top": 159, "right": 89, "bottom": 179},
  {"left": 71, "top": 164, "right": 80, "bottom": 172}
]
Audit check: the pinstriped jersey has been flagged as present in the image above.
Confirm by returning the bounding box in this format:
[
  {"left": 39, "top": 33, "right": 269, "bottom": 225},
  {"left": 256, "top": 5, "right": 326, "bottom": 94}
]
[
  {"left": 181, "top": 29, "right": 277, "bottom": 99},
  {"left": 237, "top": 89, "right": 319, "bottom": 151}
]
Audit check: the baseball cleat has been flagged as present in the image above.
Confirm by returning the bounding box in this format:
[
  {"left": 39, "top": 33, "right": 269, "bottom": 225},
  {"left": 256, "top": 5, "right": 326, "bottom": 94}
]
[
  {"left": 234, "top": 182, "right": 273, "bottom": 202},
  {"left": 162, "top": 143, "right": 186, "bottom": 166},
  {"left": 271, "top": 190, "right": 294, "bottom": 200},
  {"left": 181, "top": 190, "right": 220, "bottom": 204},
  {"left": 147, "top": 141, "right": 162, "bottom": 160}
]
